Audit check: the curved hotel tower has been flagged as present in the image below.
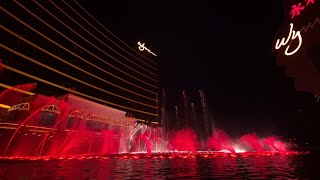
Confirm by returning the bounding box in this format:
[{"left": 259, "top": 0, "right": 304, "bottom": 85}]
[{"left": 0, "top": 1, "right": 158, "bottom": 156}]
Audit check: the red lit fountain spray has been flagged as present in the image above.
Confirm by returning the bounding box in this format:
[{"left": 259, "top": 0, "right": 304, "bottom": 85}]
[{"left": 0, "top": 85, "right": 296, "bottom": 160}]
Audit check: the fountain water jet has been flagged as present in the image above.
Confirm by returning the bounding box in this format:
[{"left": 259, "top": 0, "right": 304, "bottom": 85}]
[
  {"left": 239, "top": 133, "right": 264, "bottom": 152},
  {"left": 4, "top": 97, "right": 56, "bottom": 155},
  {"left": 207, "top": 129, "right": 235, "bottom": 153},
  {"left": 262, "top": 136, "right": 288, "bottom": 152},
  {"left": 169, "top": 128, "right": 197, "bottom": 152},
  {"left": 199, "top": 90, "right": 209, "bottom": 139},
  {"left": 175, "top": 106, "right": 179, "bottom": 130},
  {"left": 183, "top": 90, "right": 190, "bottom": 128},
  {"left": 0, "top": 85, "right": 297, "bottom": 159},
  {"left": 35, "top": 100, "right": 70, "bottom": 156}
]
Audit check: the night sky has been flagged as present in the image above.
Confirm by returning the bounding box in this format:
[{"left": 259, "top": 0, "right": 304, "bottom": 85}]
[{"left": 80, "top": 0, "right": 320, "bottom": 142}]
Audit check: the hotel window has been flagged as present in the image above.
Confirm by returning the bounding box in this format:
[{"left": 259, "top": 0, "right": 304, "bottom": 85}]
[
  {"left": 7, "top": 103, "right": 30, "bottom": 121},
  {"left": 93, "top": 121, "right": 102, "bottom": 131},
  {"left": 39, "top": 105, "right": 60, "bottom": 127},
  {"left": 67, "top": 110, "right": 83, "bottom": 129},
  {"left": 86, "top": 114, "right": 96, "bottom": 129},
  {"left": 86, "top": 120, "right": 94, "bottom": 129}
]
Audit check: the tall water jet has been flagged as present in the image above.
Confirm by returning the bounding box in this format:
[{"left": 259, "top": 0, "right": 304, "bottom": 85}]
[
  {"left": 161, "top": 88, "right": 167, "bottom": 137},
  {"left": 175, "top": 106, "right": 179, "bottom": 130},
  {"left": 199, "top": 90, "right": 209, "bottom": 139},
  {"left": 57, "top": 113, "right": 81, "bottom": 156},
  {"left": 156, "top": 93, "right": 160, "bottom": 122},
  {"left": 183, "top": 90, "right": 190, "bottom": 127},
  {"left": 191, "top": 103, "right": 198, "bottom": 133},
  {"left": 161, "top": 106, "right": 166, "bottom": 138}
]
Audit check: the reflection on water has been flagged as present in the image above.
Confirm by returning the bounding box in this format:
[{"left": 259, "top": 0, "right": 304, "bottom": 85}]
[{"left": 0, "top": 153, "right": 317, "bottom": 179}]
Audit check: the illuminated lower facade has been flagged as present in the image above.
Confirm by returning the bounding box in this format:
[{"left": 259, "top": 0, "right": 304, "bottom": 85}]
[{"left": 0, "top": 92, "right": 136, "bottom": 156}]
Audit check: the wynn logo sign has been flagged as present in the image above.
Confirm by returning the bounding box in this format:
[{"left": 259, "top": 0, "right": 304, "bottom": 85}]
[{"left": 275, "top": 23, "right": 302, "bottom": 56}]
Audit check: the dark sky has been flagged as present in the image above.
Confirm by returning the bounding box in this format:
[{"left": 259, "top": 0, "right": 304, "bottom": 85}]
[{"left": 83, "top": 0, "right": 319, "bottom": 140}]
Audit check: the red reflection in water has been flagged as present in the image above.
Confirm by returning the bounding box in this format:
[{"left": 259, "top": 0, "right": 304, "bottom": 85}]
[
  {"left": 0, "top": 151, "right": 312, "bottom": 179},
  {"left": 0, "top": 151, "right": 308, "bottom": 161}
]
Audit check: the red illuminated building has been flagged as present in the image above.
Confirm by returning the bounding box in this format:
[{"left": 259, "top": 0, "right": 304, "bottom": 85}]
[{"left": 0, "top": 0, "right": 158, "bottom": 156}]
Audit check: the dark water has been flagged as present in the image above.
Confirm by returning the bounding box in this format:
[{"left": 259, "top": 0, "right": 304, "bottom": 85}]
[{"left": 0, "top": 153, "right": 318, "bottom": 180}]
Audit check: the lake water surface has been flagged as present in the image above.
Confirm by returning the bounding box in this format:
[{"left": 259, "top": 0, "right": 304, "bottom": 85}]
[{"left": 0, "top": 152, "right": 318, "bottom": 179}]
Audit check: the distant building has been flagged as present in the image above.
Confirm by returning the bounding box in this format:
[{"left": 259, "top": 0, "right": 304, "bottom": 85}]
[{"left": 273, "top": 0, "right": 320, "bottom": 94}]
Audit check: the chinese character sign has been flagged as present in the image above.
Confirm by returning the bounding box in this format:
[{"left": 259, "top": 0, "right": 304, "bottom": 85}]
[
  {"left": 290, "top": 0, "right": 315, "bottom": 19},
  {"left": 305, "top": 0, "right": 315, "bottom": 6}
]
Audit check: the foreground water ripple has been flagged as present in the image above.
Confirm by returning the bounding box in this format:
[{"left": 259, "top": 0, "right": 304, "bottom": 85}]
[{"left": 0, "top": 152, "right": 318, "bottom": 179}]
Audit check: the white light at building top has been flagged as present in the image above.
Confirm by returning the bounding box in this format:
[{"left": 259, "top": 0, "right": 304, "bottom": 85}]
[
  {"left": 8, "top": 103, "right": 30, "bottom": 112},
  {"left": 42, "top": 104, "right": 60, "bottom": 114},
  {"left": 137, "top": 42, "right": 157, "bottom": 56},
  {"left": 275, "top": 23, "right": 302, "bottom": 56}
]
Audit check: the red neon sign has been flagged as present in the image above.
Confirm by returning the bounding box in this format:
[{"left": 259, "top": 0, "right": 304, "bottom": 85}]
[
  {"left": 290, "top": 0, "right": 315, "bottom": 19},
  {"left": 305, "top": 0, "right": 315, "bottom": 5}
]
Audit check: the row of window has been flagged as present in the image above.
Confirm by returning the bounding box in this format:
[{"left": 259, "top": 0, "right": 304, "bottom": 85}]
[
  {"left": 39, "top": 112, "right": 131, "bottom": 130},
  {"left": 8, "top": 103, "right": 132, "bottom": 129}
]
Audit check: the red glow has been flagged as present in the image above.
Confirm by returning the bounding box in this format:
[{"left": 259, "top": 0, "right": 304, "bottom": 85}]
[
  {"left": 305, "top": 0, "right": 314, "bottom": 6},
  {"left": 239, "top": 133, "right": 264, "bottom": 152},
  {"left": 262, "top": 136, "right": 288, "bottom": 152},
  {"left": 207, "top": 129, "right": 235, "bottom": 153},
  {"left": 0, "top": 59, "right": 3, "bottom": 72},
  {"left": 101, "top": 131, "right": 119, "bottom": 154},
  {"left": 4, "top": 97, "right": 56, "bottom": 155},
  {"left": 36, "top": 100, "right": 70, "bottom": 156},
  {"left": 0, "top": 151, "right": 308, "bottom": 161},
  {"left": 291, "top": 3, "right": 305, "bottom": 19},
  {"left": 169, "top": 129, "right": 197, "bottom": 152},
  {"left": 290, "top": 0, "right": 316, "bottom": 19},
  {"left": 0, "top": 85, "right": 301, "bottom": 160}
]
